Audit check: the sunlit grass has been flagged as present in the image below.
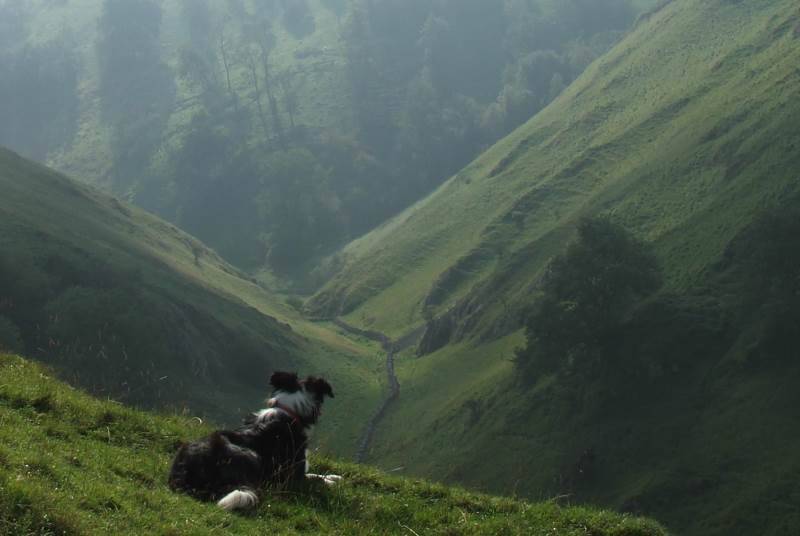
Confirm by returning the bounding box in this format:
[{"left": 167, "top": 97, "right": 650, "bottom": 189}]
[
  {"left": 313, "top": 0, "right": 800, "bottom": 334},
  {"left": 0, "top": 354, "right": 665, "bottom": 535}
]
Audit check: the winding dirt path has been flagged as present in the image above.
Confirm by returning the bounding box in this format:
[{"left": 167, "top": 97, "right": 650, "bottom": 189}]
[{"left": 332, "top": 319, "right": 422, "bottom": 463}]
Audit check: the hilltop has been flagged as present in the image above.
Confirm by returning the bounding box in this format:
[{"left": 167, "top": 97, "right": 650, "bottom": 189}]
[
  {"left": 0, "top": 353, "right": 665, "bottom": 535},
  {"left": 0, "top": 146, "right": 382, "bottom": 458},
  {"left": 309, "top": 0, "right": 800, "bottom": 534}
]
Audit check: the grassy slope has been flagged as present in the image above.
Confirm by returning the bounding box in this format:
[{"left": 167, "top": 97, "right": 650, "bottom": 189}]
[
  {"left": 0, "top": 146, "right": 382, "bottom": 458},
  {"left": 20, "top": 0, "right": 349, "bottom": 187},
  {"left": 373, "top": 331, "right": 800, "bottom": 535},
  {"left": 308, "top": 0, "right": 800, "bottom": 533},
  {"left": 312, "top": 0, "right": 800, "bottom": 338},
  {"left": 0, "top": 353, "right": 666, "bottom": 535}
]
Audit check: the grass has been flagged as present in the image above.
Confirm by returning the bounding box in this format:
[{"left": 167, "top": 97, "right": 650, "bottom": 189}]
[
  {"left": 367, "top": 332, "right": 523, "bottom": 476},
  {"left": 367, "top": 325, "right": 800, "bottom": 536},
  {"left": 307, "top": 1, "right": 800, "bottom": 534},
  {"left": 0, "top": 353, "right": 665, "bottom": 535},
  {"left": 312, "top": 0, "right": 800, "bottom": 335},
  {"left": 0, "top": 146, "right": 384, "bottom": 459}
]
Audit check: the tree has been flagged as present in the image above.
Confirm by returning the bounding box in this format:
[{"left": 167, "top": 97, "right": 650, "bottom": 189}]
[
  {"left": 177, "top": 47, "right": 217, "bottom": 97},
  {"left": 216, "top": 19, "right": 239, "bottom": 110},
  {"left": 255, "top": 149, "right": 342, "bottom": 273},
  {"left": 180, "top": 0, "right": 213, "bottom": 56},
  {"left": 97, "top": 0, "right": 171, "bottom": 120},
  {"left": 517, "top": 218, "right": 662, "bottom": 378},
  {"left": 96, "top": 0, "right": 175, "bottom": 180},
  {"left": 0, "top": 41, "right": 80, "bottom": 159},
  {"left": 242, "top": 20, "right": 287, "bottom": 148},
  {"left": 278, "top": 70, "right": 300, "bottom": 130},
  {"left": 282, "top": 0, "right": 315, "bottom": 39}
]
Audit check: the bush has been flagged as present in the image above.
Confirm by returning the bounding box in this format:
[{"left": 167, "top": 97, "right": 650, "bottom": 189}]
[
  {"left": 715, "top": 208, "right": 800, "bottom": 364},
  {"left": 517, "top": 217, "right": 662, "bottom": 378}
]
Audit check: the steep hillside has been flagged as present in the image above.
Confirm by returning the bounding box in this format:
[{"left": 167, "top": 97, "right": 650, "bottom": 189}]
[
  {"left": 0, "top": 353, "right": 665, "bottom": 535},
  {"left": 312, "top": 0, "right": 800, "bottom": 338},
  {"left": 309, "top": 0, "right": 800, "bottom": 534},
  {"left": 0, "top": 146, "right": 381, "bottom": 457}
]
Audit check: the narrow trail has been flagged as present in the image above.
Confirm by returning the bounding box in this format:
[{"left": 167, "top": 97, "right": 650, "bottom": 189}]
[{"left": 332, "top": 319, "right": 422, "bottom": 463}]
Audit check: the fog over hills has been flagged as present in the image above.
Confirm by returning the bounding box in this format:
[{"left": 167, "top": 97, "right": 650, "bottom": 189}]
[
  {"left": 1, "top": 0, "right": 799, "bottom": 534},
  {"left": 0, "top": 0, "right": 650, "bottom": 277}
]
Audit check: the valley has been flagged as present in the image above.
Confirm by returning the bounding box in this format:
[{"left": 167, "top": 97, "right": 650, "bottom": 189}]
[
  {"left": 309, "top": 0, "right": 800, "bottom": 534},
  {"left": 330, "top": 318, "right": 421, "bottom": 463},
  {"left": 0, "top": 146, "right": 381, "bottom": 458},
  {"left": 1, "top": 0, "right": 651, "bottom": 277},
  {"left": 1, "top": 0, "right": 799, "bottom": 534}
]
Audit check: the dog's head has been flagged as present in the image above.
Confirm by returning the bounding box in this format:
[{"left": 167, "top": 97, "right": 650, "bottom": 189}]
[{"left": 268, "top": 371, "right": 334, "bottom": 425}]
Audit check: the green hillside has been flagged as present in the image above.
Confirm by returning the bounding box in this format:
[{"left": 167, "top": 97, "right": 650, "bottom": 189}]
[
  {"left": 0, "top": 353, "right": 665, "bottom": 535},
  {"left": 312, "top": 0, "right": 800, "bottom": 334},
  {"left": 309, "top": 0, "right": 800, "bottom": 534},
  {"left": 0, "top": 146, "right": 383, "bottom": 458}
]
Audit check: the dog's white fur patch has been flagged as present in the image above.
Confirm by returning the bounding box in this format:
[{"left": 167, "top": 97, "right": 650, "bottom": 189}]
[
  {"left": 252, "top": 407, "right": 279, "bottom": 423},
  {"left": 217, "top": 489, "right": 259, "bottom": 511},
  {"left": 251, "top": 387, "right": 340, "bottom": 485},
  {"left": 265, "top": 389, "right": 315, "bottom": 420}
]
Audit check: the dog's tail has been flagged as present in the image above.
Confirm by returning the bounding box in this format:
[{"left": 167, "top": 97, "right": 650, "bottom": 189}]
[{"left": 217, "top": 489, "right": 259, "bottom": 511}]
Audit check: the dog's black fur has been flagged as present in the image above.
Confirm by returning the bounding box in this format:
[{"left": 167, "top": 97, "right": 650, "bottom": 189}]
[{"left": 168, "top": 372, "right": 335, "bottom": 509}]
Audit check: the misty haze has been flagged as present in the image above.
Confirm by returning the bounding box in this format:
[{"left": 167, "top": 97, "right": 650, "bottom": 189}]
[{"left": 0, "top": 0, "right": 798, "bottom": 534}]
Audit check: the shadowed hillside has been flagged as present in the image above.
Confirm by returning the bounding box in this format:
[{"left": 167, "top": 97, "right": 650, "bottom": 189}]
[{"left": 0, "top": 146, "right": 381, "bottom": 457}]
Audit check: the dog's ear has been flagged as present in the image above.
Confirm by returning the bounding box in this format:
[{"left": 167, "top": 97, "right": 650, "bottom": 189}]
[
  {"left": 270, "top": 371, "right": 301, "bottom": 392},
  {"left": 305, "top": 376, "right": 335, "bottom": 399}
]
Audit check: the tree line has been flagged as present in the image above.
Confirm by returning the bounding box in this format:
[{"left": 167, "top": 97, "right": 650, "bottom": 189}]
[{"left": 1, "top": 0, "right": 646, "bottom": 282}]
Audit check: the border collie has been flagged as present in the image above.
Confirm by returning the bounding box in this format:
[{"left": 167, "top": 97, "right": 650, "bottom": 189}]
[{"left": 168, "top": 372, "right": 341, "bottom": 511}]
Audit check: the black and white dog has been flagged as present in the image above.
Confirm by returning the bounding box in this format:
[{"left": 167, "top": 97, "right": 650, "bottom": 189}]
[{"left": 168, "top": 372, "right": 341, "bottom": 511}]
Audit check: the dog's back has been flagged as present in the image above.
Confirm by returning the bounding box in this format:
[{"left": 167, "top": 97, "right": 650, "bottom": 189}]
[
  {"left": 169, "top": 415, "right": 308, "bottom": 506},
  {"left": 168, "top": 371, "right": 335, "bottom": 511},
  {"left": 168, "top": 431, "right": 264, "bottom": 501}
]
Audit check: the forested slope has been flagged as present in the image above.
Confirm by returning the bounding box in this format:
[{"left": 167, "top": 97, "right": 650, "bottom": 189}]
[{"left": 0, "top": 0, "right": 651, "bottom": 276}]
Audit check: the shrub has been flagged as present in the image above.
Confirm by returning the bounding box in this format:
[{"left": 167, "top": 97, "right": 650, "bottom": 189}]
[{"left": 517, "top": 217, "right": 662, "bottom": 378}]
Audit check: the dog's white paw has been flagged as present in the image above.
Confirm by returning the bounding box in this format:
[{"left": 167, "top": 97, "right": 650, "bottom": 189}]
[
  {"left": 217, "top": 489, "right": 259, "bottom": 511},
  {"left": 323, "top": 474, "right": 342, "bottom": 486},
  {"left": 307, "top": 473, "right": 343, "bottom": 486}
]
